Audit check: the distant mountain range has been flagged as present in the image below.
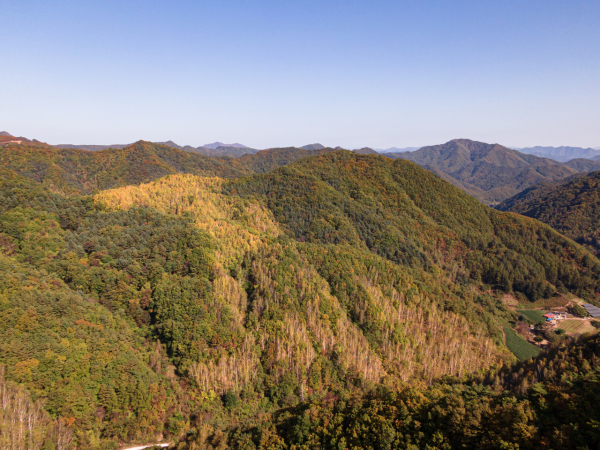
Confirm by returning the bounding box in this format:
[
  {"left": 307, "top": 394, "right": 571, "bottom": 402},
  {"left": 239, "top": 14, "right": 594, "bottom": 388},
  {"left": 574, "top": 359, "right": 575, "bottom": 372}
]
[
  {"left": 299, "top": 145, "right": 420, "bottom": 153},
  {"left": 193, "top": 146, "right": 259, "bottom": 157},
  {"left": 55, "top": 140, "right": 260, "bottom": 157},
  {"left": 14, "top": 131, "right": 600, "bottom": 162},
  {"left": 7, "top": 131, "right": 600, "bottom": 205},
  {"left": 375, "top": 146, "right": 421, "bottom": 153},
  {"left": 157, "top": 141, "right": 260, "bottom": 157},
  {"left": 202, "top": 141, "right": 251, "bottom": 149},
  {"left": 514, "top": 146, "right": 600, "bottom": 162},
  {"left": 56, "top": 143, "right": 129, "bottom": 151},
  {"left": 385, "top": 139, "right": 579, "bottom": 204}
]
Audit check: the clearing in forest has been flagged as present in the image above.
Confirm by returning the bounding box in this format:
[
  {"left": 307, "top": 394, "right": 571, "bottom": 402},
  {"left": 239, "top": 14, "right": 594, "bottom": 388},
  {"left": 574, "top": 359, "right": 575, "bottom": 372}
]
[
  {"left": 503, "top": 326, "right": 541, "bottom": 361},
  {"left": 558, "top": 320, "right": 596, "bottom": 335}
]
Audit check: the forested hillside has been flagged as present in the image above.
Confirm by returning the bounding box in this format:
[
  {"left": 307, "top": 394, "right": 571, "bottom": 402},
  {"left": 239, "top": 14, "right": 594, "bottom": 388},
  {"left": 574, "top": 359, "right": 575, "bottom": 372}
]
[
  {"left": 235, "top": 147, "right": 335, "bottom": 173},
  {"left": 0, "top": 140, "right": 252, "bottom": 194},
  {"left": 564, "top": 158, "right": 600, "bottom": 172},
  {"left": 0, "top": 141, "right": 336, "bottom": 196},
  {"left": 387, "top": 139, "right": 578, "bottom": 204},
  {"left": 1, "top": 150, "right": 599, "bottom": 449},
  {"left": 226, "top": 151, "right": 600, "bottom": 301},
  {"left": 498, "top": 170, "right": 600, "bottom": 255},
  {"left": 174, "top": 332, "right": 600, "bottom": 450}
]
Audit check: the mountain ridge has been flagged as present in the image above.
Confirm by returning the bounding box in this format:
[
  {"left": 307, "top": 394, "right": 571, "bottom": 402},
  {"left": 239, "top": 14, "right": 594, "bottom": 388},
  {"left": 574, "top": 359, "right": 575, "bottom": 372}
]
[
  {"left": 203, "top": 141, "right": 250, "bottom": 149},
  {"left": 0, "top": 140, "right": 341, "bottom": 194},
  {"left": 516, "top": 145, "right": 600, "bottom": 162},
  {"left": 385, "top": 139, "right": 579, "bottom": 204},
  {"left": 497, "top": 170, "right": 600, "bottom": 255},
  {"left": 300, "top": 143, "right": 325, "bottom": 150}
]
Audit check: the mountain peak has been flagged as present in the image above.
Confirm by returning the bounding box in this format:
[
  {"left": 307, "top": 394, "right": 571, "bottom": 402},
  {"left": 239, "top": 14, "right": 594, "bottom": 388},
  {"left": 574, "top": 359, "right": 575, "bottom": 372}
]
[
  {"left": 0, "top": 131, "right": 14, "bottom": 137},
  {"left": 386, "top": 139, "right": 577, "bottom": 204}
]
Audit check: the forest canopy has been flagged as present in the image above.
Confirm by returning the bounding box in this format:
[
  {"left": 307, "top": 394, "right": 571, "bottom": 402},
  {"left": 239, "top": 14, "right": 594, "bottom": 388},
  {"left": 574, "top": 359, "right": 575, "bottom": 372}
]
[{"left": 1, "top": 146, "right": 599, "bottom": 449}]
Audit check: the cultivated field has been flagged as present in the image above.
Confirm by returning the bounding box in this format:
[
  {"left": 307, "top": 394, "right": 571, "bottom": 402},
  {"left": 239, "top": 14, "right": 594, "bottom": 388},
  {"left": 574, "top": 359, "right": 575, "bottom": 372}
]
[
  {"left": 558, "top": 320, "right": 596, "bottom": 335},
  {"left": 517, "top": 309, "right": 546, "bottom": 323},
  {"left": 504, "top": 326, "right": 541, "bottom": 361}
]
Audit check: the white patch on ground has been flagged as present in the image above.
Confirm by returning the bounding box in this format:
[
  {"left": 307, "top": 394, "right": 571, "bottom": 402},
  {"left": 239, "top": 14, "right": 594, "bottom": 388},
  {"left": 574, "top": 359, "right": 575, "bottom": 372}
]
[{"left": 122, "top": 444, "right": 169, "bottom": 450}]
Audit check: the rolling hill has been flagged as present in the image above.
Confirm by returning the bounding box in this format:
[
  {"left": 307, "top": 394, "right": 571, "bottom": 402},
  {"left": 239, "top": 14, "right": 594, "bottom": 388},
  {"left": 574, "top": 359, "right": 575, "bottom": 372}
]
[
  {"left": 300, "top": 143, "right": 325, "bottom": 150},
  {"left": 386, "top": 139, "right": 579, "bottom": 204},
  {"left": 498, "top": 170, "right": 600, "bottom": 255},
  {"left": 353, "top": 147, "right": 379, "bottom": 154}
]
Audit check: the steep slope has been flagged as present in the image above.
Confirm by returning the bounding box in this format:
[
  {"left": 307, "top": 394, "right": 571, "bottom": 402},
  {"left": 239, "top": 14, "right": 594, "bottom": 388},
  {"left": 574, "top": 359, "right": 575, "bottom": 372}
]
[
  {"left": 226, "top": 151, "right": 600, "bottom": 302},
  {"left": 498, "top": 170, "right": 600, "bottom": 255},
  {"left": 175, "top": 333, "right": 600, "bottom": 450},
  {"left": 0, "top": 178, "right": 184, "bottom": 447},
  {"left": 0, "top": 170, "right": 504, "bottom": 447},
  {"left": 386, "top": 139, "right": 578, "bottom": 204}
]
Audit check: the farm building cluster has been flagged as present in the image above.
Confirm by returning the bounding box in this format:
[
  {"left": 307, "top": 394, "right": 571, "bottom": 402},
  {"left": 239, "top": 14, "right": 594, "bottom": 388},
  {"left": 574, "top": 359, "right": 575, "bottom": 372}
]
[{"left": 542, "top": 312, "right": 567, "bottom": 322}]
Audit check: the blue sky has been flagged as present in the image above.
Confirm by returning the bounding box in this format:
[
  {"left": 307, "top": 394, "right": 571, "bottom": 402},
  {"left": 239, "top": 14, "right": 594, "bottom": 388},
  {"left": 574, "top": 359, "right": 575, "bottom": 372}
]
[{"left": 2, "top": 0, "right": 599, "bottom": 149}]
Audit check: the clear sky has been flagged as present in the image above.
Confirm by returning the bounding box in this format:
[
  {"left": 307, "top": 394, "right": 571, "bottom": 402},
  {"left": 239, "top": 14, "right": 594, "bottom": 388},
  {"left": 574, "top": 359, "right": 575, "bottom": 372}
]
[{"left": 2, "top": 0, "right": 599, "bottom": 149}]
